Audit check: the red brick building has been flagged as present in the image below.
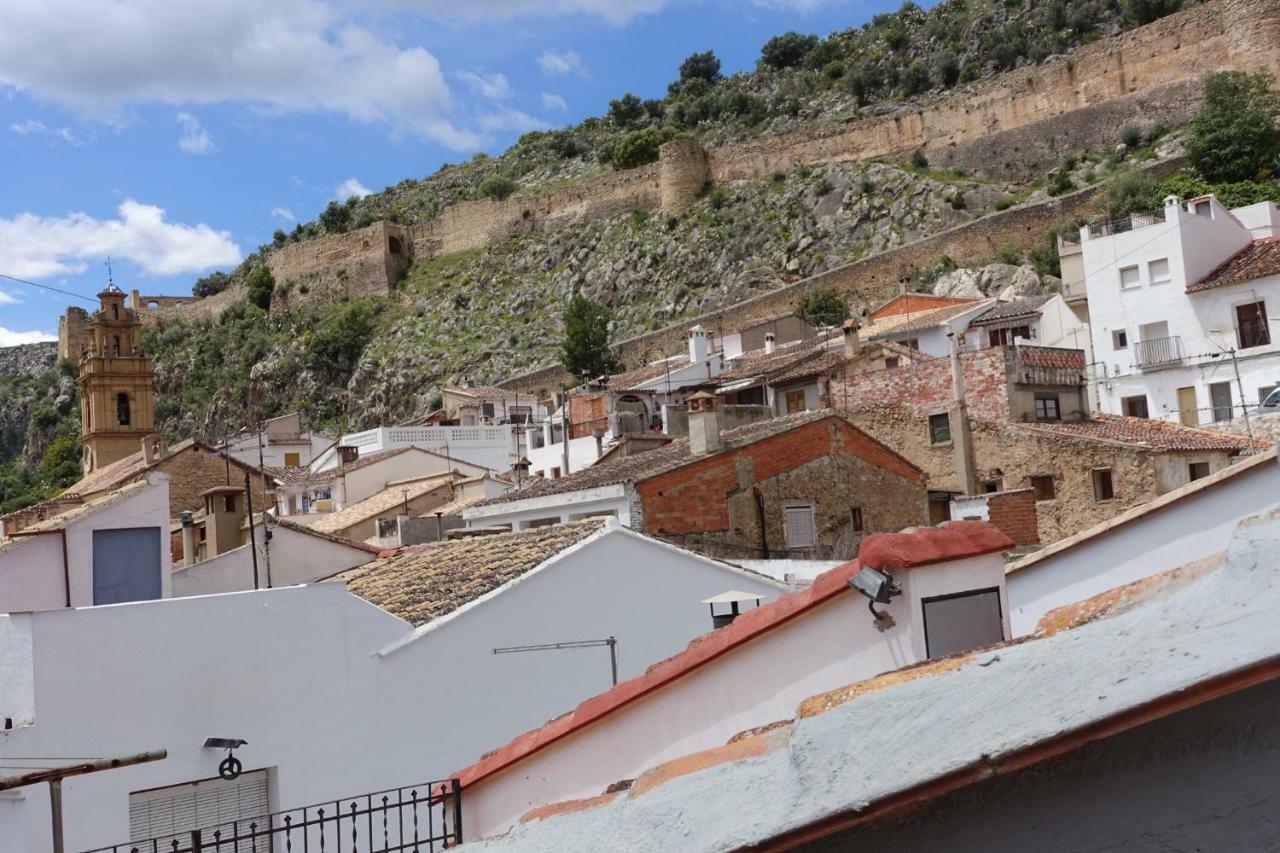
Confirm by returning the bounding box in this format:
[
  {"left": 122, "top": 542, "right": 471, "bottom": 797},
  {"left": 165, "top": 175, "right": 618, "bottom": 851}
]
[{"left": 466, "top": 408, "right": 928, "bottom": 560}]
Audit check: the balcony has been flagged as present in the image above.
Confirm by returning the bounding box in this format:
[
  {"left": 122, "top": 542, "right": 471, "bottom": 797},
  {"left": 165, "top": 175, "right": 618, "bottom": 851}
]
[{"left": 1133, "top": 335, "right": 1185, "bottom": 369}]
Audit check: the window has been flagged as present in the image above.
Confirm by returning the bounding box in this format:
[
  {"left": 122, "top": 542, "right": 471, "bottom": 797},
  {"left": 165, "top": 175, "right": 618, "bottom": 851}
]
[
  {"left": 988, "top": 325, "right": 1032, "bottom": 347},
  {"left": 904, "top": 338, "right": 920, "bottom": 351},
  {"left": 283, "top": 452, "right": 301, "bottom": 467},
  {"left": 784, "top": 502, "right": 817, "bottom": 549},
  {"left": 1030, "top": 475, "right": 1056, "bottom": 501},
  {"left": 1092, "top": 468, "right": 1115, "bottom": 501},
  {"left": 508, "top": 405, "right": 532, "bottom": 423},
  {"left": 112, "top": 334, "right": 121, "bottom": 356},
  {"left": 481, "top": 402, "right": 496, "bottom": 418},
  {"left": 1236, "top": 301, "right": 1271, "bottom": 349},
  {"left": 1189, "top": 461, "right": 1211, "bottom": 482},
  {"left": 884, "top": 357, "right": 900, "bottom": 369},
  {"left": 1261, "top": 385, "right": 1278, "bottom": 405},
  {"left": 922, "top": 588, "right": 1004, "bottom": 660},
  {"left": 1148, "top": 257, "right": 1171, "bottom": 286},
  {"left": 850, "top": 507, "right": 864, "bottom": 532},
  {"left": 928, "top": 412, "right": 952, "bottom": 445},
  {"left": 1209, "top": 382, "right": 1233, "bottom": 423},
  {"left": 1119, "top": 265, "right": 1141, "bottom": 290},
  {"left": 1194, "top": 199, "right": 1212, "bottom": 216},
  {"left": 1122, "top": 395, "right": 1149, "bottom": 418},
  {"left": 551, "top": 466, "right": 561, "bottom": 479},
  {"left": 784, "top": 389, "right": 807, "bottom": 414},
  {"left": 1033, "top": 392, "right": 1061, "bottom": 421},
  {"left": 222, "top": 494, "right": 236, "bottom": 513},
  {"left": 982, "top": 479, "right": 1002, "bottom": 494},
  {"left": 1112, "top": 329, "right": 1129, "bottom": 350},
  {"left": 116, "top": 392, "right": 131, "bottom": 425}
]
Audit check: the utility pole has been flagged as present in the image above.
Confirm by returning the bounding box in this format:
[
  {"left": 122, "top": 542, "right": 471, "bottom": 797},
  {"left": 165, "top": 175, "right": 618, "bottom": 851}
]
[
  {"left": 561, "top": 384, "right": 571, "bottom": 477},
  {"left": 948, "top": 333, "right": 979, "bottom": 496},
  {"left": 256, "top": 423, "right": 272, "bottom": 588},
  {"left": 1229, "top": 348, "right": 1256, "bottom": 445},
  {"left": 245, "top": 471, "right": 260, "bottom": 590}
]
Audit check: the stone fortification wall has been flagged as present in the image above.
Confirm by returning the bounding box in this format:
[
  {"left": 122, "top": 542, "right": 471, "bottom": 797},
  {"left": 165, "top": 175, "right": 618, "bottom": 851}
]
[
  {"left": 57, "top": 307, "right": 88, "bottom": 361},
  {"left": 268, "top": 220, "right": 412, "bottom": 302},
  {"left": 707, "top": 0, "right": 1280, "bottom": 184}
]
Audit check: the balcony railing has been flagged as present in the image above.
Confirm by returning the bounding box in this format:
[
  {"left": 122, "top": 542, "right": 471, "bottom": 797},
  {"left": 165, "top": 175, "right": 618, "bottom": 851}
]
[
  {"left": 1133, "top": 335, "right": 1185, "bottom": 369},
  {"left": 85, "top": 779, "right": 461, "bottom": 853},
  {"left": 1081, "top": 210, "right": 1163, "bottom": 241}
]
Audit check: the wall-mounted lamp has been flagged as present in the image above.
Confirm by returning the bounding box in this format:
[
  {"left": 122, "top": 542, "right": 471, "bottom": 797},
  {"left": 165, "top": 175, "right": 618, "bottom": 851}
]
[
  {"left": 848, "top": 566, "right": 901, "bottom": 622},
  {"left": 204, "top": 737, "right": 248, "bottom": 780}
]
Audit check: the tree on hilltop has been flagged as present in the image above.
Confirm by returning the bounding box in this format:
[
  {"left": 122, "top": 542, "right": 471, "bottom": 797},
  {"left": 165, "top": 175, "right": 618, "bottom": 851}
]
[{"left": 679, "top": 51, "right": 722, "bottom": 85}]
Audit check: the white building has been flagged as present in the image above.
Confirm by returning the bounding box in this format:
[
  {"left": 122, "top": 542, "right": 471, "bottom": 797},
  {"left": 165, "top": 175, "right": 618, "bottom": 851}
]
[
  {"left": 1080, "top": 195, "right": 1280, "bottom": 424},
  {"left": 0, "top": 519, "right": 782, "bottom": 852},
  {"left": 963, "top": 293, "right": 1092, "bottom": 354},
  {"left": 1006, "top": 445, "right": 1280, "bottom": 635},
  {"left": 449, "top": 522, "right": 1014, "bottom": 841},
  {"left": 0, "top": 473, "right": 172, "bottom": 614},
  {"left": 861, "top": 293, "right": 995, "bottom": 357},
  {"left": 221, "top": 412, "right": 332, "bottom": 469}
]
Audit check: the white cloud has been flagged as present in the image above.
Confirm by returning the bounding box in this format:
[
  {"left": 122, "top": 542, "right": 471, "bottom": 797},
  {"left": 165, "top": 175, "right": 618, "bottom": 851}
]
[
  {"left": 479, "top": 108, "right": 548, "bottom": 133},
  {"left": 751, "top": 0, "right": 839, "bottom": 8},
  {"left": 458, "top": 70, "right": 512, "bottom": 101},
  {"left": 0, "top": 200, "right": 241, "bottom": 279},
  {"left": 540, "top": 92, "right": 568, "bottom": 111},
  {"left": 537, "top": 50, "right": 587, "bottom": 77},
  {"left": 0, "top": 327, "right": 56, "bottom": 347},
  {"left": 9, "top": 118, "right": 81, "bottom": 144},
  {"left": 410, "top": 1, "right": 667, "bottom": 24},
  {"left": 0, "top": 290, "right": 21, "bottom": 305},
  {"left": 271, "top": 207, "right": 296, "bottom": 222},
  {"left": 335, "top": 178, "right": 372, "bottom": 200},
  {"left": 0, "top": 0, "right": 478, "bottom": 149},
  {"left": 176, "top": 111, "right": 213, "bottom": 153}
]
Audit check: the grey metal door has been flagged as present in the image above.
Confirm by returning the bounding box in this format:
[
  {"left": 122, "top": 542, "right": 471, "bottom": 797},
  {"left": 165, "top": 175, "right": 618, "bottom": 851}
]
[{"left": 92, "top": 527, "right": 162, "bottom": 604}]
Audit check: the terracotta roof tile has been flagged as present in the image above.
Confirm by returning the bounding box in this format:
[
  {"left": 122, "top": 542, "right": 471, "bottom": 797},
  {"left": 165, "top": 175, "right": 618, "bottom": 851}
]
[
  {"left": 451, "top": 521, "right": 1013, "bottom": 790},
  {"left": 862, "top": 299, "right": 986, "bottom": 340},
  {"left": 1019, "top": 414, "right": 1265, "bottom": 452},
  {"left": 607, "top": 355, "right": 693, "bottom": 391},
  {"left": 2, "top": 480, "right": 152, "bottom": 536},
  {"left": 716, "top": 339, "right": 827, "bottom": 383},
  {"left": 1016, "top": 345, "right": 1085, "bottom": 370},
  {"left": 967, "top": 296, "right": 1051, "bottom": 326},
  {"left": 304, "top": 474, "right": 456, "bottom": 535},
  {"left": 326, "top": 519, "right": 607, "bottom": 626},
  {"left": 64, "top": 438, "right": 200, "bottom": 498},
  {"left": 474, "top": 410, "right": 835, "bottom": 508},
  {"left": 1187, "top": 237, "right": 1280, "bottom": 293}
]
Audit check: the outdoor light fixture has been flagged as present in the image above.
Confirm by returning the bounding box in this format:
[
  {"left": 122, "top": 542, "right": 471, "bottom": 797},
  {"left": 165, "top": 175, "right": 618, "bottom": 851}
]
[
  {"left": 848, "top": 566, "right": 901, "bottom": 621},
  {"left": 204, "top": 738, "right": 248, "bottom": 780}
]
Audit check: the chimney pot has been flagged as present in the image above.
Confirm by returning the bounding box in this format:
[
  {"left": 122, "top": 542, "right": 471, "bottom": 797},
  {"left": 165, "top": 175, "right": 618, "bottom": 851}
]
[
  {"left": 842, "top": 319, "right": 862, "bottom": 358},
  {"left": 687, "top": 390, "right": 722, "bottom": 456},
  {"left": 764, "top": 332, "right": 776, "bottom": 355}
]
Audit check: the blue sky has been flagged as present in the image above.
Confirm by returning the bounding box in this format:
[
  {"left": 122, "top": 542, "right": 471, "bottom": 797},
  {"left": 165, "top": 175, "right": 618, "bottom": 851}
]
[{"left": 0, "top": 0, "right": 904, "bottom": 346}]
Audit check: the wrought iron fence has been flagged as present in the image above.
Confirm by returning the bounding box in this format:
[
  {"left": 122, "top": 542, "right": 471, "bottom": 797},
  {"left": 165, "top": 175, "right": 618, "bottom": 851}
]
[
  {"left": 1133, "top": 335, "right": 1185, "bottom": 369},
  {"left": 85, "top": 780, "right": 461, "bottom": 853}
]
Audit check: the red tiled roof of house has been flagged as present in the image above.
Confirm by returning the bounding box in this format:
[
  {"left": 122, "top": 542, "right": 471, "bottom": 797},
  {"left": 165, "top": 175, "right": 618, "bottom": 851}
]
[
  {"left": 451, "top": 521, "right": 1013, "bottom": 791},
  {"left": 868, "top": 293, "right": 978, "bottom": 320},
  {"left": 1187, "top": 237, "right": 1280, "bottom": 293},
  {"left": 1020, "top": 414, "right": 1265, "bottom": 452},
  {"left": 1016, "top": 346, "right": 1086, "bottom": 370},
  {"left": 863, "top": 300, "right": 988, "bottom": 340},
  {"left": 716, "top": 338, "right": 827, "bottom": 383}
]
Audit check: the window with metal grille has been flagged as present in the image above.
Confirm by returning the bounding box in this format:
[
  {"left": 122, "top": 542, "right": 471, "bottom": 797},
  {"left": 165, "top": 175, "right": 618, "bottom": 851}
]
[
  {"left": 1122, "top": 395, "right": 1149, "bottom": 418},
  {"left": 1033, "top": 393, "right": 1060, "bottom": 421},
  {"left": 783, "top": 502, "right": 816, "bottom": 549},
  {"left": 1237, "top": 301, "right": 1271, "bottom": 349},
  {"left": 928, "top": 413, "right": 951, "bottom": 445}
]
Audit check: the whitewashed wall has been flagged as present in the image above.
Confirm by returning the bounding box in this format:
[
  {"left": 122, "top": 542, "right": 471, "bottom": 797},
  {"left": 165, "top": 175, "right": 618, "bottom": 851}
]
[{"left": 0, "top": 526, "right": 780, "bottom": 851}]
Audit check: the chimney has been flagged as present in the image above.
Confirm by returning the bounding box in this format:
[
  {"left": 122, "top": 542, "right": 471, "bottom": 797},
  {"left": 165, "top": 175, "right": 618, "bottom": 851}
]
[
  {"left": 181, "top": 510, "right": 196, "bottom": 567},
  {"left": 462, "top": 374, "right": 475, "bottom": 389},
  {"left": 842, "top": 319, "right": 862, "bottom": 358},
  {"left": 687, "top": 391, "right": 722, "bottom": 456},
  {"left": 338, "top": 445, "right": 359, "bottom": 465},
  {"left": 141, "top": 436, "right": 155, "bottom": 465},
  {"left": 688, "top": 324, "right": 709, "bottom": 364},
  {"left": 201, "top": 485, "right": 247, "bottom": 557},
  {"left": 593, "top": 427, "right": 606, "bottom": 458},
  {"left": 947, "top": 334, "right": 979, "bottom": 496},
  {"left": 764, "top": 332, "right": 776, "bottom": 355},
  {"left": 157, "top": 435, "right": 169, "bottom": 458}
]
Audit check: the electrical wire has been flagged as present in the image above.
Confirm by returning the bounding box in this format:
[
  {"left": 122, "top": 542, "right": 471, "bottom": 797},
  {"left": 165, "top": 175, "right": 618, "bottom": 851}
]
[{"left": 0, "top": 272, "right": 98, "bottom": 305}]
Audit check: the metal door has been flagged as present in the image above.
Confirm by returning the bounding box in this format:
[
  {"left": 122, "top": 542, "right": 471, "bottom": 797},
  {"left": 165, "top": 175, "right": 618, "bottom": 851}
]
[{"left": 92, "top": 527, "right": 162, "bottom": 605}]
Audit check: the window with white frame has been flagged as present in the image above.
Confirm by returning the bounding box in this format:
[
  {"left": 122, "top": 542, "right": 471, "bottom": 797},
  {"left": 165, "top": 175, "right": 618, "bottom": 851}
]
[
  {"left": 783, "top": 502, "right": 817, "bottom": 549},
  {"left": 1119, "top": 265, "right": 1141, "bottom": 290},
  {"left": 1112, "top": 328, "right": 1128, "bottom": 350},
  {"left": 1147, "top": 257, "right": 1170, "bottom": 286}
]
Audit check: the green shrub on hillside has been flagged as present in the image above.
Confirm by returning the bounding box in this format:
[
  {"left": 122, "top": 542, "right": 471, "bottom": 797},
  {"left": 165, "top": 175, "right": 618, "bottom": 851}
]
[
  {"left": 246, "top": 266, "right": 275, "bottom": 311},
  {"left": 561, "top": 294, "right": 617, "bottom": 378},
  {"left": 1186, "top": 72, "right": 1279, "bottom": 183},
  {"left": 480, "top": 175, "right": 518, "bottom": 201},
  {"left": 795, "top": 288, "right": 849, "bottom": 328}
]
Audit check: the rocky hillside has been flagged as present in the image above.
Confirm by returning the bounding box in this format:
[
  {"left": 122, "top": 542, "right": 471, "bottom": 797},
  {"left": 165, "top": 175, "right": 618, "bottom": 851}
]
[{"left": 0, "top": 342, "right": 80, "bottom": 513}]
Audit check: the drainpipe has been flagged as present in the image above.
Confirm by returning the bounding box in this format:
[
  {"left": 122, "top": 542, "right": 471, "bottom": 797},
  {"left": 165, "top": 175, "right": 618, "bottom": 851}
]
[
  {"left": 59, "top": 529, "right": 71, "bottom": 608},
  {"left": 948, "top": 333, "right": 979, "bottom": 496}
]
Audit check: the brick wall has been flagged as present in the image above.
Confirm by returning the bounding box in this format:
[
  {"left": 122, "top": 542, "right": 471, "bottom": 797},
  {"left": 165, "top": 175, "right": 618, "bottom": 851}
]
[
  {"left": 636, "top": 416, "right": 927, "bottom": 560},
  {"left": 984, "top": 489, "right": 1040, "bottom": 546},
  {"left": 833, "top": 347, "right": 1013, "bottom": 424}
]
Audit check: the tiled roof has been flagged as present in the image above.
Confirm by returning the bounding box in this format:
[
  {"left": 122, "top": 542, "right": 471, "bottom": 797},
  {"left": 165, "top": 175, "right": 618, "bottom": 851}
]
[
  {"left": 475, "top": 410, "right": 845, "bottom": 508},
  {"left": 451, "top": 522, "right": 1014, "bottom": 791},
  {"left": 769, "top": 349, "right": 848, "bottom": 385},
  {"left": 607, "top": 355, "right": 692, "bottom": 391},
  {"left": 326, "top": 519, "right": 607, "bottom": 626},
  {"left": 967, "top": 296, "right": 1051, "bottom": 326},
  {"left": 251, "top": 514, "right": 383, "bottom": 554},
  {"left": 868, "top": 293, "right": 977, "bottom": 320},
  {"left": 716, "top": 338, "right": 827, "bottom": 383},
  {"left": 64, "top": 438, "right": 199, "bottom": 498},
  {"left": 455, "top": 510, "right": 1280, "bottom": 851},
  {"left": 444, "top": 384, "right": 529, "bottom": 400},
  {"left": 305, "top": 474, "right": 456, "bottom": 535},
  {"left": 263, "top": 465, "right": 312, "bottom": 485},
  {"left": 1020, "top": 414, "right": 1265, "bottom": 452},
  {"left": 1016, "top": 345, "right": 1085, "bottom": 370},
  {"left": 862, "top": 299, "right": 986, "bottom": 340},
  {"left": 3, "top": 480, "right": 152, "bottom": 536},
  {"left": 1188, "top": 237, "right": 1280, "bottom": 292}
]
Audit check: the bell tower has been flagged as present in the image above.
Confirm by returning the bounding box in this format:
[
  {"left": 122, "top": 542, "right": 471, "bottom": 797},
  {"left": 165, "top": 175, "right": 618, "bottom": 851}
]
[{"left": 78, "top": 279, "right": 156, "bottom": 473}]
